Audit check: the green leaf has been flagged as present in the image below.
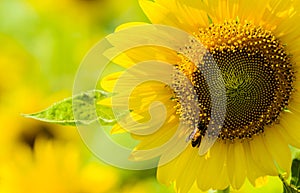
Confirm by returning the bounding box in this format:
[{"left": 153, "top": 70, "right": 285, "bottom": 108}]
[
  {"left": 291, "top": 159, "right": 300, "bottom": 189},
  {"left": 23, "top": 90, "right": 122, "bottom": 126},
  {"left": 281, "top": 159, "right": 300, "bottom": 193}
]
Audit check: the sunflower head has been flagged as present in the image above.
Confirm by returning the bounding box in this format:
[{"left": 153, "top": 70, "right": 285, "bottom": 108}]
[
  {"left": 174, "top": 20, "right": 295, "bottom": 145},
  {"left": 101, "top": 0, "right": 300, "bottom": 192}
]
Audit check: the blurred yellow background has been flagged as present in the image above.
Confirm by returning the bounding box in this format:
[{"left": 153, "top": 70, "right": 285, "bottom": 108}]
[
  {"left": 0, "top": 0, "right": 176, "bottom": 192},
  {"left": 0, "top": 0, "right": 284, "bottom": 192}
]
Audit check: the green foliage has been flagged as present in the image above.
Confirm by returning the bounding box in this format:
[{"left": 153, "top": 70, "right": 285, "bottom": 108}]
[
  {"left": 291, "top": 159, "right": 300, "bottom": 189},
  {"left": 217, "top": 187, "right": 230, "bottom": 193},
  {"left": 282, "top": 159, "right": 300, "bottom": 193},
  {"left": 24, "top": 90, "right": 120, "bottom": 126}
]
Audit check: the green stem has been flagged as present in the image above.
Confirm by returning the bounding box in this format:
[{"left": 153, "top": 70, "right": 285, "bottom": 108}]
[
  {"left": 279, "top": 174, "right": 300, "bottom": 193},
  {"left": 216, "top": 187, "right": 230, "bottom": 193}
]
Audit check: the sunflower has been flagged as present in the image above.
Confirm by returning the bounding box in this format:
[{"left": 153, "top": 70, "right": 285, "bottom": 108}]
[
  {"left": 100, "top": 0, "right": 300, "bottom": 192},
  {"left": 0, "top": 138, "right": 119, "bottom": 193}
]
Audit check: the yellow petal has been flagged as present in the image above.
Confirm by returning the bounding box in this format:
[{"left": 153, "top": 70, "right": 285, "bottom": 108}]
[
  {"left": 139, "top": 0, "right": 179, "bottom": 26},
  {"left": 276, "top": 123, "right": 300, "bottom": 149},
  {"left": 176, "top": 147, "right": 200, "bottom": 193},
  {"left": 202, "top": 0, "right": 269, "bottom": 25},
  {"left": 98, "top": 98, "right": 112, "bottom": 107},
  {"left": 100, "top": 72, "right": 122, "bottom": 92},
  {"left": 157, "top": 123, "right": 211, "bottom": 171},
  {"left": 157, "top": 142, "right": 198, "bottom": 187},
  {"left": 249, "top": 135, "right": 278, "bottom": 175},
  {"left": 280, "top": 112, "right": 300, "bottom": 147},
  {"left": 128, "top": 81, "right": 176, "bottom": 120},
  {"left": 110, "top": 123, "right": 126, "bottom": 134},
  {"left": 132, "top": 115, "right": 178, "bottom": 149},
  {"left": 156, "top": 0, "right": 208, "bottom": 30},
  {"left": 105, "top": 45, "right": 179, "bottom": 69},
  {"left": 227, "top": 142, "right": 247, "bottom": 189},
  {"left": 263, "top": 126, "right": 292, "bottom": 174},
  {"left": 242, "top": 142, "right": 266, "bottom": 187},
  {"left": 157, "top": 154, "right": 178, "bottom": 186},
  {"left": 115, "top": 22, "right": 149, "bottom": 32},
  {"left": 197, "top": 141, "right": 229, "bottom": 191}
]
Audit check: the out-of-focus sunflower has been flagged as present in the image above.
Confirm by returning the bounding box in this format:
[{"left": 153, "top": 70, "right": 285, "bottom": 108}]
[
  {"left": 0, "top": 65, "right": 119, "bottom": 193},
  {"left": 0, "top": 138, "right": 119, "bottom": 193},
  {"left": 100, "top": 0, "right": 300, "bottom": 192},
  {"left": 0, "top": 30, "right": 119, "bottom": 193}
]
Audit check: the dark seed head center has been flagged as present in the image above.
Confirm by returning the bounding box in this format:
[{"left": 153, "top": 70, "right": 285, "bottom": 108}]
[{"left": 173, "top": 20, "right": 295, "bottom": 143}]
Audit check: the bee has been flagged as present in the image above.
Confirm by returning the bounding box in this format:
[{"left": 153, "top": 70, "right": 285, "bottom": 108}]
[{"left": 191, "top": 122, "right": 207, "bottom": 148}]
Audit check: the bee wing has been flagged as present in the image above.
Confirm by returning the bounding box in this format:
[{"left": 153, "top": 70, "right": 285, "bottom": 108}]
[
  {"left": 198, "top": 137, "right": 217, "bottom": 155},
  {"left": 198, "top": 119, "right": 222, "bottom": 155}
]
